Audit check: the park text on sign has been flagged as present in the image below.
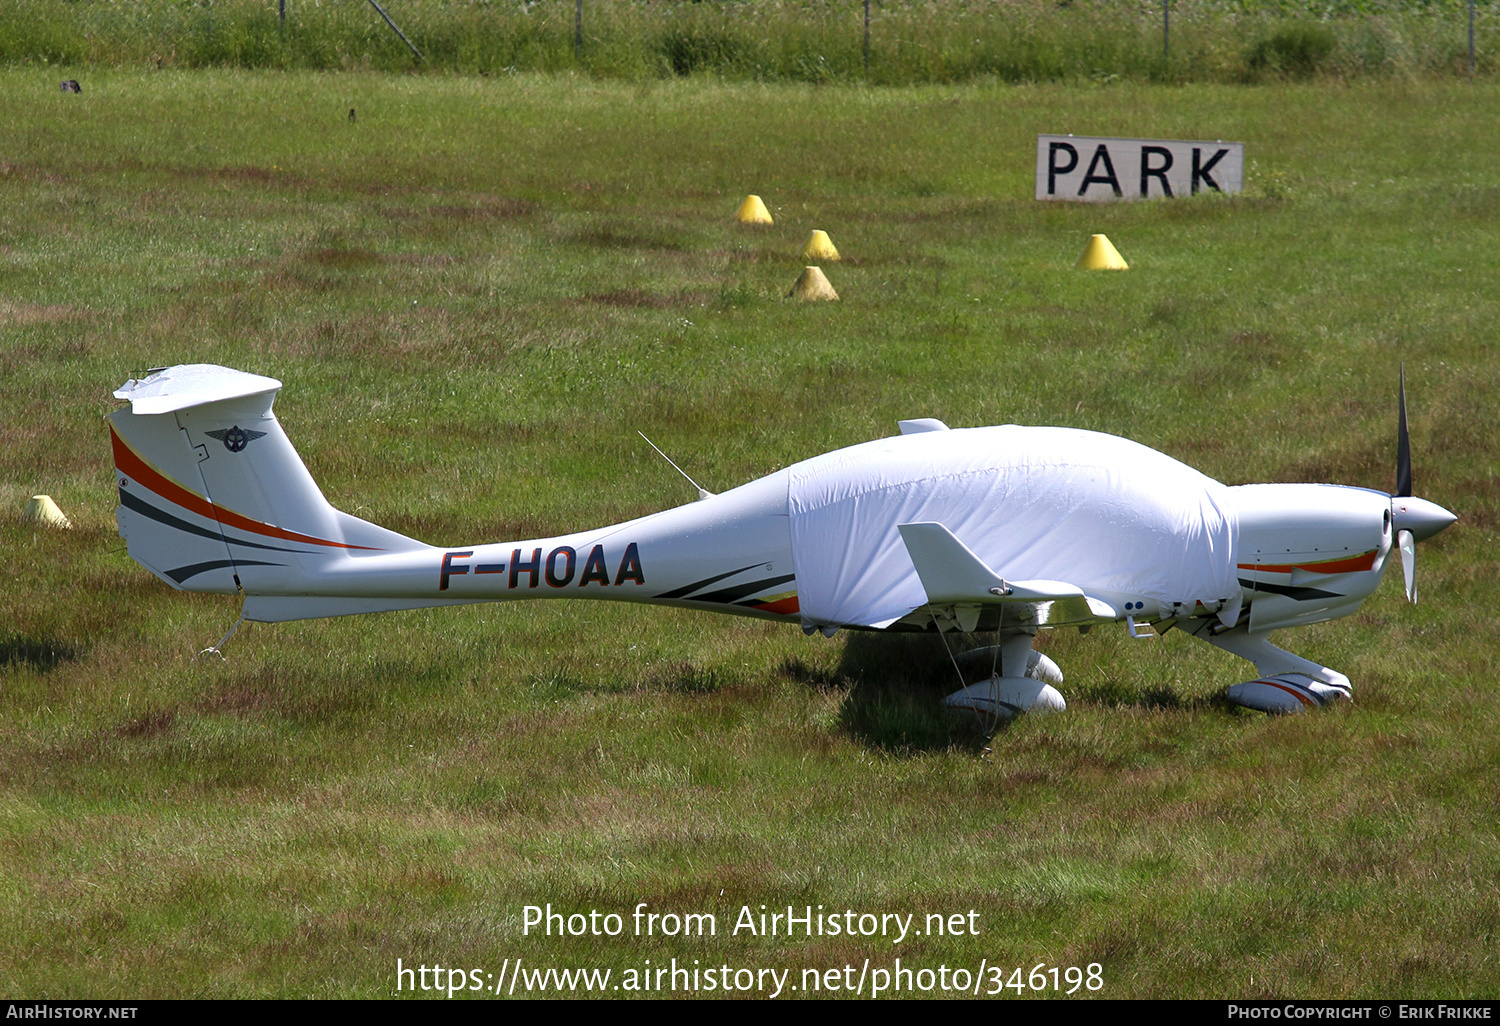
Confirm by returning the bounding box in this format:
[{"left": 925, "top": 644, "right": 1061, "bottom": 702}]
[{"left": 1036, "top": 135, "right": 1244, "bottom": 202}]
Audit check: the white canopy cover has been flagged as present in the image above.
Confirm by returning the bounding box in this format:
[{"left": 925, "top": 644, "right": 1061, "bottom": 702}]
[{"left": 787, "top": 426, "right": 1240, "bottom": 629}]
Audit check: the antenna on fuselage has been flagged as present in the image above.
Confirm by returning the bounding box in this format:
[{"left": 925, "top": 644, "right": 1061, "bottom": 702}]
[{"left": 639, "top": 432, "right": 714, "bottom": 501}]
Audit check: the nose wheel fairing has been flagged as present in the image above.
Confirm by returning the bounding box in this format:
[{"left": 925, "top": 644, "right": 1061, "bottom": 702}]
[
  {"left": 1186, "top": 620, "right": 1354, "bottom": 714},
  {"left": 1226, "top": 673, "right": 1352, "bottom": 714}
]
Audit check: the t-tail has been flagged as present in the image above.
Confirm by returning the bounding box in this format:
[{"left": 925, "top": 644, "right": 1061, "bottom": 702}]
[{"left": 109, "top": 365, "right": 468, "bottom": 622}]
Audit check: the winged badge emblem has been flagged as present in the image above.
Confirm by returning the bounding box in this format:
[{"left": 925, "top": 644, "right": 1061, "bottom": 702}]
[{"left": 205, "top": 426, "right": 267, "bottom": 453}]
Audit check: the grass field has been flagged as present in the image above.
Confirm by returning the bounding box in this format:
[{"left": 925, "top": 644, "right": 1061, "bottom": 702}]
[
  {"left": 2, "top": 0, "right": 1495, "bottom": 82},
  {"left": 2, "top": 68, "right": 1499, "bottom": 998}
]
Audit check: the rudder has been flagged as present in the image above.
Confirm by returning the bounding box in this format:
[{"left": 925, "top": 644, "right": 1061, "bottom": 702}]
[{"left": 110, "top": 364, "right": 423, "bottom": 595}]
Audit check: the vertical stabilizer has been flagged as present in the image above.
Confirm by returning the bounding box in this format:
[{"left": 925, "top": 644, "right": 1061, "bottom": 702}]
[{"left": 110, "top": 365, "right": 423, "bottom": 594}]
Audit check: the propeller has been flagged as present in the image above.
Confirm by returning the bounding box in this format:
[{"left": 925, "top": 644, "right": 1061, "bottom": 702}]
[
  {"left": 1388, "top": 367, "right": 1457, "bottom": 603},
  {"left": 1398, "top": 528, "right": 1416, "bottom": 603},
  {"left": 1396, "top": 368, "right": 1412, "bottom": 499}
]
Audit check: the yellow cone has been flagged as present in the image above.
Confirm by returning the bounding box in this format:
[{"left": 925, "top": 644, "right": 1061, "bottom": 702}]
[
  {"left": 788, "top": 266, "right": 838, "bottom": 301},
  {"left": 736, "top": 194, "right": 773, "bottom": 225},
  {"left": 1076, "top": 234, "right": 1128, "bottom": 270},
  {"left": 799, "top": 229, "right": 840, "bottom": 262},
  {"left": 22, "top": 495, "right": 71, "bottom": 529}
]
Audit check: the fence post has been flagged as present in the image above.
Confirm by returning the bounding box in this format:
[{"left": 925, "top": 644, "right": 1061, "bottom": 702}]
[
  {"left": 366, "top": 0, "right": 423, "bottom": 62},
  {"left": 864, "top": 0, "right": 876, "bottom": 76},
  {"left": 1163, "top": 0, "right": 1170, "bottom": 61},
  {"left": 576, "top": 0, "right": 584, "bottom": 59}
]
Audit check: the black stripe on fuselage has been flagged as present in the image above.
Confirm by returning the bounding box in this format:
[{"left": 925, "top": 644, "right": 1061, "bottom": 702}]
[
  {"left": 655, "top": 562, "right": 769, "bottom": 600},
  {"left": 695, "top": 574, "right": 796, "bottom": 605},
  {"left": 1238, "top": 578, "right": 1343, "bottom": 601}
]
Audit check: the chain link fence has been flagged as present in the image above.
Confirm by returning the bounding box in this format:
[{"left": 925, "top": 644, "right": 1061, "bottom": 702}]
[{"left": 2, "top": 1, "right": 1492, "bottom": 81}]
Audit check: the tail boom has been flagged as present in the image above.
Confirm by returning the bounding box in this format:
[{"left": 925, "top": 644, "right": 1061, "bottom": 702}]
[{"left": 110, "top": 365, "right": 801, "bottom": 625}]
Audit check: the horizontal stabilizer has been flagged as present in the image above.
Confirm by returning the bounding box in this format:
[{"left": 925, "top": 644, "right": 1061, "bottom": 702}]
[{"left": 115, "top": 364, "right": 282, "bottom": 415}]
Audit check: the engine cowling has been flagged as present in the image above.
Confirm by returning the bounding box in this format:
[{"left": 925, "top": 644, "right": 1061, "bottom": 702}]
[{"left": 1230, "top": 483, "right": 1394, "bottom": 633}]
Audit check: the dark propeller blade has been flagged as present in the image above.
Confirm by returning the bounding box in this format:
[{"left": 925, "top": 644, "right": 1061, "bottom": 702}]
[
  {"left": 1396, "top": 365, "right": 1412, "bottom": 498},
  {"left": 1389, "top": 366, "right": 1458, "bottom": 604}
]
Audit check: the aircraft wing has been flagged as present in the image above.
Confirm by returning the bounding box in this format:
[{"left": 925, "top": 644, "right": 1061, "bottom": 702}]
[{"left": 897, "top": 522, "right": 1116, "bottom": 630}]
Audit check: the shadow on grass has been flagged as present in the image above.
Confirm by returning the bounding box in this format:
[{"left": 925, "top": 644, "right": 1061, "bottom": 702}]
[
  {"left": 787, "top": 631, "right": 996, "bottom": 756},
  {"left": 790, "top": 631, "right": 1244, "bottom": 753},
  {"left": 1071, "top": 674, "right": 1233, "bottom": 714},
  {"left": 0, "top": 633, "right": 80, "bottom": 672}
]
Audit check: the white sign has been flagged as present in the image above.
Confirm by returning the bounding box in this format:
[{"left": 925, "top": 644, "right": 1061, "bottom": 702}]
[{"left": 1036, "top": 134, "right": 1244, "bottom": 202}]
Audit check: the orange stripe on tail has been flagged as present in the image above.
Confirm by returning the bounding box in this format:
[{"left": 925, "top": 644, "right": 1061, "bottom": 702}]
[{"left": 111, "top": 425, "right": 375, "bottom": 550}]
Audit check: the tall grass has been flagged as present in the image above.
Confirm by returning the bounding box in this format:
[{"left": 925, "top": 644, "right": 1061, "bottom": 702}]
[{"left": 0, "top": 0, "right": 1493, "bottom": 82}]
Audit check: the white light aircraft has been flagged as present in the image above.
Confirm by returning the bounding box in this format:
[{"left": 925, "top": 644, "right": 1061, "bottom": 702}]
[{"left": 109, "top": 364, "right": 1455, "bottom": 717}]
